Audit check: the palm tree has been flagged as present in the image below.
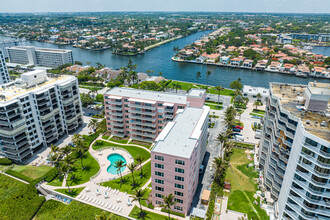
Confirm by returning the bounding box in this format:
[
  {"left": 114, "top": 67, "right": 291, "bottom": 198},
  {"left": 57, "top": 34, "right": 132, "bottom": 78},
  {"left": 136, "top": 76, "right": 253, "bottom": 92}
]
[
  {"left": 136, "top": 155, "right": 144, "bottom": 177},
  {"left": 161, "top": 194, "right": 177, "bottom": 220},
  {"left": 61, "top": 145, "right": 72, "bottom": 157},
  {"left": 88, "top": 118, "right": 98, "bottom": 132},
  {"left": 256, "top": 93, "right": 262, "bottom": 101},
  {"left": 127, "top": 163, "right": 137, "bottom": 186},
  {"left": 254, "top": 100, "right": 261, "bottom": 110},
  {"left": 235, "top": 95, "right": 244, "bottom": 108},
  {"left": 95, "top": 211, "right": 110, "bottom": 220},
  {"left": 114, "top": 159, "right": 126, "bottom": 183},
  {"left": 72, "top": 134, "right": 87, "bottom": 169},
  {"left": 88, "top": 87, "right": 98, "bottom": 99},
  {"left": 217, "top": 133, "right": 228, "bottom": 147},
  {"left": 196, "top": 71, "right": 201, "bottom": 84},
  {"left": 215, "top": 85, "right": 224, "bottom": 109},
  {"left": 130, "top": 189, "right": 147, "bottom": 218},
  {"left": 171, "top": 82, "right": 182, "bottom": 93},
  {"left": 50, "top": 144, "right": 59, "bottom": 154},
  {"left": 206, "top": 70, "right": 211, "bottom": 86},
  {"left": 62, "top": 156, "right": 74, "bottom": 192}
]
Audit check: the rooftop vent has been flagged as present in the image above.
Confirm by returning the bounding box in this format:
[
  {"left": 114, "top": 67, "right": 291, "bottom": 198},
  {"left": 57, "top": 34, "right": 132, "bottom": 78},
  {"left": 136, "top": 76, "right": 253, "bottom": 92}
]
[
  {"left": 320, "top": 121, "right": 327, "bottom": 127},
  {"left": 306, "top": 120, "right": 310, "bottom": 124}
]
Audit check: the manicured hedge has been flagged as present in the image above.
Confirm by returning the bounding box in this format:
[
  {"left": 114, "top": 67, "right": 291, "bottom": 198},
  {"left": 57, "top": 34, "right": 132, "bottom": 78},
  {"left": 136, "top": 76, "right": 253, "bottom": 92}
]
[
  {"left": 0, "top": 158, "right": 13, "bottom": 165},
  {"left": 0, "top": 174, "right": 45, "bottom": 220},
  {"left": 5, "top": 169, "right": 33, "bottom": 183}
]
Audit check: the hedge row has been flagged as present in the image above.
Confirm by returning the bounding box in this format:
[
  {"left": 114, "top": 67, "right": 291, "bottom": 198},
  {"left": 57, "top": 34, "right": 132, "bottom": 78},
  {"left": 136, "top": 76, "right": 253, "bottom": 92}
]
[
  {"left": 0, "top": 158, "right": 13, "bottom": 165},
  {"left": 5, "top": 169, "right": 33, "bottom": 183},
  {"left": 5, "top": 167, "right": 58, "bottom": 185},
  {"left": 161, "top": 208, "right": 185, "bottom": 218}
]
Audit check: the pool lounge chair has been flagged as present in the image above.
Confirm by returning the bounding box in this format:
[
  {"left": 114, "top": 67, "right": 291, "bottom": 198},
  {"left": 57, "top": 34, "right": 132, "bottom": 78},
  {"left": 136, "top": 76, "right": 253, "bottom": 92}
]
[
  {"left": 108, "top": 204, "right": 112, "bottom": 209},
  {"left": 112, "top": 205, "right": 116, "bottom": 210}
]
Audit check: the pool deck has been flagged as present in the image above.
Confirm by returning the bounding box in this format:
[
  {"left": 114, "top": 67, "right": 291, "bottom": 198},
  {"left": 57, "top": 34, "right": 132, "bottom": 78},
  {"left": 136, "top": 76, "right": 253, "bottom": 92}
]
[{"left": 91, "top": 148, "right": 134, "bottom": 183}]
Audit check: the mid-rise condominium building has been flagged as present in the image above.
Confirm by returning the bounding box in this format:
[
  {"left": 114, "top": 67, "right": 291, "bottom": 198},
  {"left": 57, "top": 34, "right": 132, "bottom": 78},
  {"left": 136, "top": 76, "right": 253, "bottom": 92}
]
[
  {"left": 6, "top": 46, "right": 73, "bottom": 68},
  {"left": 0, "top": 39, "right": 28, "bottom": 59},
  {"left": 0, "top": 50, "right": 10, "bottom": 84},
  {"left": 0, "top": 70, "right": 83, "bottom": 162},
  {"left": 104, "top": 87, "right": 206, "bottom": 142},
  {"left": 259, "top": 82, "right": 330, "bottom": 220},
  {"left": 151, "top": 105, "right": 209, "bottom": 215}
]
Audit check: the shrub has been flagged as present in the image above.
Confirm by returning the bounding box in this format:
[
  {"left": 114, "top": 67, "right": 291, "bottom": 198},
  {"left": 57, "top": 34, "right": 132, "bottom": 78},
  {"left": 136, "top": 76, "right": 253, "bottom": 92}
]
[
  {"left": 5, "top": 169, "right": 33, "bottom": 183},
  {"left": 0, "top": 158, "right": 13, "bottom": 165}
]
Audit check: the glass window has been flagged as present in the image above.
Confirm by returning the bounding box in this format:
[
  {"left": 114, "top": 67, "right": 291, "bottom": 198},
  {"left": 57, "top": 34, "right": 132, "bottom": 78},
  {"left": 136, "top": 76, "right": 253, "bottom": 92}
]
[
  {"left": 175, "top": 183, "right": 184, "bottom": 189},
  {"left": 155, "top": 163, "right": 164, "bottom": 169},
  {"left": 305, "top": 138, "right": 318, "bottom": 147},
  {"left": 155, "top": 179, "right": 164, "bottom": 184},
  {"left": 155, "top": 193, "right": 162, "bottom": 198},
  {"left": 175, "top": 167, "right": 184, "bottom": 173},
  {"left": 155, "top": 186, "right": 164, "bottom": 192},
  {"left": 175, "top": 191, "right": 183, "bottom": 196},
  {"left": 174, "top": 206, "right": 183, "bottom": 211},
  {"left": 175, "top": 176, "right": 184, "bottom": 182},
  {"left": 175, "top": 198, "right": 183, "bottom": 204},
  {"left": 155, "top": 155, "right": 164, "bottom": 161},
  {"left": 175, "top": 159, "right": 185, "bottom": 165},
  {"left": 155, "top": 171, "right": 164, "bottom": 177}
]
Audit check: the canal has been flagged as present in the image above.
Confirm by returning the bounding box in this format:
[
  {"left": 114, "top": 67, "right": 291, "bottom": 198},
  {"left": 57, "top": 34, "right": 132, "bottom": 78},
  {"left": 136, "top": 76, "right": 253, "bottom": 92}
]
[{"left": 1, "top": 32, "right": 329, "bottom": 88}]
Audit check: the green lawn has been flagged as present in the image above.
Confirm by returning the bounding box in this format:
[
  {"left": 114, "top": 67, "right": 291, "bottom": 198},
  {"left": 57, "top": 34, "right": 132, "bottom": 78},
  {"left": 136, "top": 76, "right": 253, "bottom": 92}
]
[
  {"left": 67, "top": 151, "right": 100, "bottom": 186},
  {"left": 252, "top": 109, "right": 265, "bottom": 114},
  {"left": 141, "top": 188, "right": 152, "bottom": 208},
  {"left": 102, "top": 135, "right": 110, "bottom": 140},
  {"left": 232, "top": 142, "right": 255, "bottom": 150},
  {"left": 130, "top": 140, "right": 153, "bottom": 149},
  {"left": 205, "top": 103, "right": 222, "bottom": 110},
  {"left": 47, "top": 178, "right": 63, "bottom": 187},
  {"left": 55, "top": 187, "right": 85, "bottom": 198},
  {"left": 0, "top": 174, "right": 45, "bottom": 220},
  {"left": 101, "top": 161, "right": 151, "bottom": 194},
  {"left": 10, "top": 165, "right": 53, "bottom": 180},
  {"left": 207, "top": 87, "right": 235, "bottom": 96},
  {"left": 109, "top": 137, "right": 129, "bottom": 144},
  {"left": 226, "top": 149, "right": 269, "bottom": 220},
  {"left": 92, "top": 140, "right": 151, "bottom": 163},
  {"left": 34, "top": 199, "right": 126, "bottom": 220},
  {"left": 129, "top": 205, "right": 176, "bottom": 220}
]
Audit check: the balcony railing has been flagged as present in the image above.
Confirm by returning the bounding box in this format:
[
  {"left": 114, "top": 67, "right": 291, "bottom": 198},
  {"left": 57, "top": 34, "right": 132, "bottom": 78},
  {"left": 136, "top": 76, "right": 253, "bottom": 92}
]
[{"left": 129, "top": 103, "right": 156, "bottom": 110}]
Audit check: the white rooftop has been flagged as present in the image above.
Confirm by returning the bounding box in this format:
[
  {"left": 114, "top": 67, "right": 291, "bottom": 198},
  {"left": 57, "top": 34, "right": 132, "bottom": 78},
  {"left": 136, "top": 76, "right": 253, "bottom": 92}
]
[
  {"left": 188, "top": 89, "right": 206, "bottom": 98},
  {"left": 243, "top": 85, "right": 269, "bottom": 97},
  {"left": 7, "top": 46, "right": 72, "bottom": 53},
  {"left": 105, "top": 87, "right": 188, "bottom": 104},
  {"left": 152, "top": 106, "right": 210, "bottom": 158}
]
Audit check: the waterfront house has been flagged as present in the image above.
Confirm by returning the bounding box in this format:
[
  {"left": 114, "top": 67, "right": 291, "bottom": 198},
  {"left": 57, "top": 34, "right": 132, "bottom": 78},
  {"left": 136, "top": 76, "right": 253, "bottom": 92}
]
[
  {"left": 255, "top": 60, "right": 267, "bottom": 70},
  {"left": 204, "top": 53, "right": 220, "bottom": 63},
  {"left": 268, "top": 62, "right": 281, "bottom": 71},
  {"left": 226, "top": 46, "right": 237, "bottom": 52},
  {"left": 230, "top": 57, "right": 244, "bottom": 66},
  {"left": 282, "top": 63, "right": 296, "bottom": 73},
  {"left": 242, "top": 59, "right": 253, "bottom": 68},
  {"left": 313, "top": 67, "right": 326, "bottom": 77},
  {"left": 296, "top": 65, "right": 310, "bottom": 77},
  {"left": 243, "top": 85, "right": 269, "bottom": 99},
  {"left": 196, "top": 55, "right": 207, "bottom": 63},
  {"left": 178, "top": 49, "right": 194, "bottom": 60},
  {"left": 220, "top": 56, "right": 230, "bottom": 65}
]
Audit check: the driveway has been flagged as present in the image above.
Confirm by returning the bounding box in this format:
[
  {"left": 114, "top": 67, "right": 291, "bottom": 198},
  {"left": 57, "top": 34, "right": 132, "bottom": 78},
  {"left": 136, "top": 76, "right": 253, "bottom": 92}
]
[{"left": 190, "top": 109, "right": 226, "bottom": 213}]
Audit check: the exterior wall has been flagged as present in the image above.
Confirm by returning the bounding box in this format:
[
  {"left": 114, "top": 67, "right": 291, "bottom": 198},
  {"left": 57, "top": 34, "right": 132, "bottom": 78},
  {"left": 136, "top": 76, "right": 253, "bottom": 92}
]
[
  {"left": 104, "top": 93, "right": 190, "bottom": 142},
  {"left": 0, "top": 77, "right": 83, "bottom": 162},
  {"left": 0, "top": 39, "right": 27, "bottom": 59},
  {"left": 0, "top": 50, "right": 10, "bottom": 84},
  {"left": 260, "top": 86, "right": 330, "bottom": 220},
  {"left": 7, "top": 48, "right": 29, "bottom": 64}
]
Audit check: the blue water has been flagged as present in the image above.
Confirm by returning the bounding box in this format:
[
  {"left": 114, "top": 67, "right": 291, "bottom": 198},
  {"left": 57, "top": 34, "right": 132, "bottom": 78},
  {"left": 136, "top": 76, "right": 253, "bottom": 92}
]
[
  {"left": 1, "top": 34, "right": 329, "bottom": 88},
  {"left": 106, "top": 153, "right": 126, "bottom": 175}
]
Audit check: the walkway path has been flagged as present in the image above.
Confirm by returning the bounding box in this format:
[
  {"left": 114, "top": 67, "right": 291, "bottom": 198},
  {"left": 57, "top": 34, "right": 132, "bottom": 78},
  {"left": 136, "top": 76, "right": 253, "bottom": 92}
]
[{"left": 0, "top": 171, "right": 29, "bottom": 184}]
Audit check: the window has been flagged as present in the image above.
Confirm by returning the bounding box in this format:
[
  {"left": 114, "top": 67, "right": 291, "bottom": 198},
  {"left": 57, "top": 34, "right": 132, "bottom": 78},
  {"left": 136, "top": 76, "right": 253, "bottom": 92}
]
[
  {"left": 175, "top": 191, "right": 183, "bottom": 197},
  {"left": 175, "top": 198, "right": 183, "bottom": 204},
  {"left": 317, "top": 155, "right": 330, "bottom": 166},
  {"left": 175, "top": 167, "right": 184, "bottom": 173},
  {"left": 174, "top": 206, "right": 183, "bottom": 211},
  {"left": 301, "top": 147, "right": 315, "bottom": 157},
  {"left": 155, "top": 193, "right": 163, "bottom": 198},
  {"left": 156, "top": 200, "right": 163, "bottom": 205},
  {"left": 175, "top": 183, "right": 184, "bottom": 189},
  {"left": 175, "top": 159, "right": 185, "bottom": 165},
  {"left": 155, "top": 155, "right": 164, "bottom": 161},
  {"left": 158, "top": 115, "right": 163, "bottom": 118},
  {"left": 305, "top": 138, "right": 318, "bottom": 147},
  {"left": 155, "top": 179, "right": 164, "bottom": 184},
  {"left": 177, "top": 106, "right": 184, "bottom": 109},
  {"left": 155, "top": 171, "right": 164, "bottom": 177},
  {"left": 158, "top": 120, "right": 163, "bottom": 124},
  {"left": 314, "top": 165, "right": 330, "bottom": 175},
  {"left": 155, "top": 186, "right": 164, "bottom": 192},
  {"left": 155, "top": 163, "right": 164, "bottom": 169},
  {"left": 158, "top": 103, "right": 163, "bottom": 107},
  {"left": 145, "top": 103, "right": 152, "bottom": 107},
  {"left": 175, "top": 176, "right": 184, "bottom": 182}
]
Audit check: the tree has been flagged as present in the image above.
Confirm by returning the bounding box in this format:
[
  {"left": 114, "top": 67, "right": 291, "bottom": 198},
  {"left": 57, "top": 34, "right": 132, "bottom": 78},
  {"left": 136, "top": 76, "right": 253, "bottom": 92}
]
[
  {"left": 206, "top": 70, "right": 211, "bottom": 86},
  {"left": 114, "top": 159, "right": 126, "bottom": 183},
  {"left": 215, "top": 85, "right": 224, "bottom": 109},
  {"left": 62, "top": 156, "right": 74, "bottom": 192},
  {"left": 256, "top": 93, "right": 262, "bottom": 101},
  {"left": 136, "top": 155, "right": 144, "bottom": 177},
  {"left": 235, "top": 95, "right": 244, "bottom": 108},
  {"left": 95, "top": 211, "right": 110, "bottom": 220},
  {"left": 127, "top": 163, "right": 137, "bottom": 186},
  {"left": 161, "top": 194, "right": 177, "bottom": 220},
  {"left": 325, "top": 57, "right": 330, "bottom": 66},
  {"left": 171, "top": 82, "right": 182, "bottom": 93},
  {"left": 254, "top": 100, "right": 261, "bottom": 109},
  {"left": 72, "top": 134, "right": 87, "bottom": 170},
  {"left": 229, "top": 80, "right": 243, "bottom": 91},
  {"left": 88, "top": 118, "right": 98, "bottom": 132},
  {"left": 61, "top": 145, "right": 72, "bottom": 157},
  {"left": 80, "top": 93, "right": 94, "bottom": 107},
  {"left": 130, "top": 189, "right": 147, "bottom": 218},
  {"left": 89, "top": 87, "right": 98, "bottom": 99},
  {"left": 196, "top": 71, "right": 201, "bottom": 83}
]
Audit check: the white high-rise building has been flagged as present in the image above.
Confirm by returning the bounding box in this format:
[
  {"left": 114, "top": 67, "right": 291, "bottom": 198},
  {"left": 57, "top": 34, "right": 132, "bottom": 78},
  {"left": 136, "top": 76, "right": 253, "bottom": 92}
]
[
  {"left": 259, "top": 82, "right": 330, "bottom": 220},
  {"left": 0, "top": 39, "right": 28, "bottom": 59},
  {"left": 0, "top": 50, "right": 10, "bottom": 84},
  {"left": 6, "top": 46, "right": 73, "bottom": 68},
  {"left": 0, "top": 70, "right": 83, "bottom": 162}
]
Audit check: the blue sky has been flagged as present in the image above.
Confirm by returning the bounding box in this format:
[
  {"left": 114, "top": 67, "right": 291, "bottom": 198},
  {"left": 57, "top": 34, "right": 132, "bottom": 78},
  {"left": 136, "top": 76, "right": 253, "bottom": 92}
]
[{"left": 1, "top": 0, "right": 329, "bottom": 13}]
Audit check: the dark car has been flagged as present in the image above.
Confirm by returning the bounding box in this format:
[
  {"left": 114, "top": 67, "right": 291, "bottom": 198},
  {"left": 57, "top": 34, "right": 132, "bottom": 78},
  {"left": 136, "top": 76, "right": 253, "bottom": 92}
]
[{"left": 232, "top": 128, "right": 241, "bottom": 132}]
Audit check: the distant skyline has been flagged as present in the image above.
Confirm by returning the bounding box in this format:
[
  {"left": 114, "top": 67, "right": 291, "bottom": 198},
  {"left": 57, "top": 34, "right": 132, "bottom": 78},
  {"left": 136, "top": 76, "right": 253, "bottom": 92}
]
[{"left": 1, "top": 0, "right": 329, "bottom": 14}]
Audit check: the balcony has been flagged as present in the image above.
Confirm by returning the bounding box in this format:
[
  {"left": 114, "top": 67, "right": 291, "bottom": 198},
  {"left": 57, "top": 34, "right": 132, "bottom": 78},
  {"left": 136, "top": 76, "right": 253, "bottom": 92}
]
[
  {"left": 109, "top": 117, "right": 124, "bottom": 122},
  {"left": 40, "top": 111, "right": 53, "bottom": 120},
  {"left": 111, "top": 122, "right": 124, "bottom": 126},
  {"left": 111, "top": 127, "right": 124, "bottom": 132},
  {"left": 164, "top": 108, "right": 174, "bottom": 113},
  {"left": 131, "top": 130, "right": 156, "bottom": 138},
  {"left": 111, "top": 131, "right": 125, "bottom": 137},
  {"left": 109, "top": 112, "right": 124, "bottom": 117},
  {"left": 131, "top": 120, "right": 157, "bottom": 128},
  {"left": 164, "top": 113, "right": 174, "bottom": 119},
  {"left": 109, "top": 105, "right": 123, "bottom": 111},
  {"left": 130, "top": 135, "right": 153, "bottom": 143},
  {"left": 0, "top": 124, "right": 26, "bottom": 136},
  {"left": 46, "top": 135, "right": 57, "bottom": 144},
  {"left": 129, "top": 103, "right": 156, "bottom": 110},
  {"left": 129, "top": 109, "right": 157, "bottom": 116},
  {"left": 63, "top": 96, "right": 74, "bottom": 105},
  {"left": 68, "top": 123, "right": 77, "bottom": 131},
  {"left": 130, "top": 126, "right": 156, "bottom": 133}
]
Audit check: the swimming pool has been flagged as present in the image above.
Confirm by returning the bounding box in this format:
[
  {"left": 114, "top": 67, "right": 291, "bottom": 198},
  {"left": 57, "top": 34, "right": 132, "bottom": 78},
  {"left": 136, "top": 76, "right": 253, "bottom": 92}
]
[{"left": 107, "top": 153, "right": 127, "bottom": 175}]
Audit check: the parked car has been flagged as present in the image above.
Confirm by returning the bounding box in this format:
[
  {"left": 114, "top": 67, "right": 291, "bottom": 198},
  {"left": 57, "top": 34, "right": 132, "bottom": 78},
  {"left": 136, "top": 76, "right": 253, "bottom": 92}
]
[
  {"left": 232, "top": 125, "right": 243, "bottom": 130},
  {"left": 232, "top": 133, "right": 243, "bottom": 136},
  {"left": 232, "top": 128, "right": 241, "bottom": 132},
  {"left": 234, "top": 135, "right": 244, "bottom": 141},
  {"left": 199, "top": 165, "right": 204, "bottom": 174},
  {"left": 205, "top": 97, "right": 210, "bottom": 100},
  {"left": 252, "top": 115, "right": 261, "bottom": 119}
]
